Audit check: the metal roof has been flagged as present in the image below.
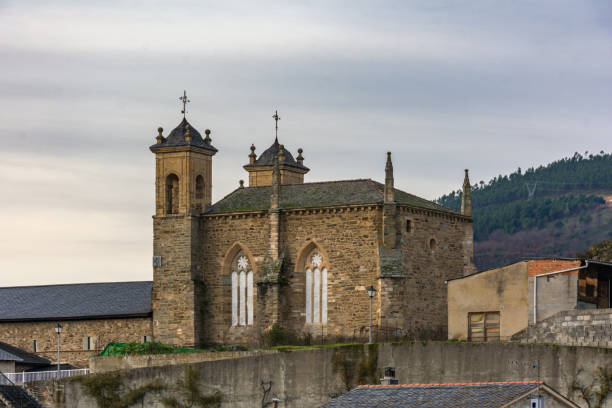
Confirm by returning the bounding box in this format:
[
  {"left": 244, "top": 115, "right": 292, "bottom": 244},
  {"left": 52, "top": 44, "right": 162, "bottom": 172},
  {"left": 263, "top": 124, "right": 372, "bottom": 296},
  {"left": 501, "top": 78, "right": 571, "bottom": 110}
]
[
  {"left": 0, "top": 341, "right": 49, "bottom": 365},
  {"left": 243, "top": 138, "right": 309, "bottom": 171},
  {"left": 323, "top": 381, "right": 577, "bottom": 408},
  {"left": 0, "top": 281, "right": 152, "bottom": 322},
  {"left": 207, "top": 179, "right": 461, "bottom": 215},
  {"left": 150, "top": 118, "right": 217, "bottom": 152}
]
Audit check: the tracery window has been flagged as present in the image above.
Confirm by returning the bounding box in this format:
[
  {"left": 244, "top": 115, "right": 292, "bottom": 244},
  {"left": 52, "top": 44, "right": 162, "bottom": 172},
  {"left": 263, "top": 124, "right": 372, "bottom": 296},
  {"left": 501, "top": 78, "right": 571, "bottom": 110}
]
[
  {"left": 231, "top": 252, "right": 253, "bottom": 326},
  {"left": 305, "top": 251, "right": 328, "bottom": 324}
]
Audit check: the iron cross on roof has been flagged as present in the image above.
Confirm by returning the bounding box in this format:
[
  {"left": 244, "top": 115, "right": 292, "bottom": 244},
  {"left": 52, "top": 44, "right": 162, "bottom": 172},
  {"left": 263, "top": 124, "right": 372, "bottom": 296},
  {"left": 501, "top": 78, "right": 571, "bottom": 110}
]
[
  {"left": 273, "top": 110, "right": 281, "bottom": 141},
  {"left": 179, "top": 90, "right": 190, "bottom": 118}
]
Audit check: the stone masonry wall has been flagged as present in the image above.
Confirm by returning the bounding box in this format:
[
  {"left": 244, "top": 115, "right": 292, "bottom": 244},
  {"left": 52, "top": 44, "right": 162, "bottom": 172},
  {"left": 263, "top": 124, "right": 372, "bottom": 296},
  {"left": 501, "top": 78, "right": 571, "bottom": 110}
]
[
  {"left": 152, "top": 215, "right": 200, "bottom": 348},
  {"left": 515, "top": 308, "right": 612, "bottom": 348},
  {"left": 200, "top": 212, "right": 269, "bottom": 345},
  {"left": 393, "top": 207, "right": 473, "bottom": 335},
  {"left": 0, "top": 317, "right": 152, "bottom": 368}
]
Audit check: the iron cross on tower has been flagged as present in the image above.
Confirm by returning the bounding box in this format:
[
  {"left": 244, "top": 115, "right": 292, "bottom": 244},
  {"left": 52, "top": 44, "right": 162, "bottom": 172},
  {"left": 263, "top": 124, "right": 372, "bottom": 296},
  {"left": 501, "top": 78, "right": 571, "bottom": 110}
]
[
  {"left": 272, "top": 110, "right": 281, "bottom": 141},
  {"left": 179, "top": 90, "right": 190, "bottom": 118}
]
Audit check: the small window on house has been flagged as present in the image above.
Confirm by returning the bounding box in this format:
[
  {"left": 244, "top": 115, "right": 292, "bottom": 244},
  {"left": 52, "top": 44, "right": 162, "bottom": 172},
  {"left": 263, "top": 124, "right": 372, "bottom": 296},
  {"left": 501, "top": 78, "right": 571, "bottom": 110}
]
[
  {"left": 32, "top": 339, "right": 38, "bottom": 352},
  {"left": 406, "top": 220, "right": 412, "bottom": 233},
  {"left": 142, "top": 336, "right": 151, "bottom": 343},
  {"left": 468, "top": 312, "right": 500, "bottom": 342}
]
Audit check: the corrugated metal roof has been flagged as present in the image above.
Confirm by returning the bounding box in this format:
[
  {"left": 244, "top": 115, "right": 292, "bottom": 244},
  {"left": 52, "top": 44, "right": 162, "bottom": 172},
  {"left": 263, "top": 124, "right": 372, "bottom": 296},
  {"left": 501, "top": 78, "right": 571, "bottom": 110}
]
[
  {"left": 0, "top": 341, "right": 49, "bottom": 365},
  {"left": 0, "top": 281, "right": 152, "bottom": 321}
]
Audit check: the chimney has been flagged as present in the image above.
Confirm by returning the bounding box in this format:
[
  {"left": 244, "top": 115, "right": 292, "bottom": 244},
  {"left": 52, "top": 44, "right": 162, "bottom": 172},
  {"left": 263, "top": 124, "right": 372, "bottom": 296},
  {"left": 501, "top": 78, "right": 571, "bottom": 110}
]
[{"left": 380, "top": 367, "right": 399, "bottom": 385}]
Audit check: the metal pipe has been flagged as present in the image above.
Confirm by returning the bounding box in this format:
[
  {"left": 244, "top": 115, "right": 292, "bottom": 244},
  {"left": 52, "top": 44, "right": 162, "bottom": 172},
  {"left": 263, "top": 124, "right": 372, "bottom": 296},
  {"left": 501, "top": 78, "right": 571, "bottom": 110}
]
[
  {"left": 533, "top": 262, "right": 588, "bottom": 324},
  {"left": 57, "top": 331, "right": 61, "bottom": 379},
  {"left": 369, "top": 295, "right": 373, "bottom": 344}
]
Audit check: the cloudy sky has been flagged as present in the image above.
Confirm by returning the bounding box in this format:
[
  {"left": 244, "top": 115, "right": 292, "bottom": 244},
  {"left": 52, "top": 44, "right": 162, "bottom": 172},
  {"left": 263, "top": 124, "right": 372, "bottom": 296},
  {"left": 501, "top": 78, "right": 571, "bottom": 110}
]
[{"left": 1, "top": 0, "right": 611, "bottom": 286}]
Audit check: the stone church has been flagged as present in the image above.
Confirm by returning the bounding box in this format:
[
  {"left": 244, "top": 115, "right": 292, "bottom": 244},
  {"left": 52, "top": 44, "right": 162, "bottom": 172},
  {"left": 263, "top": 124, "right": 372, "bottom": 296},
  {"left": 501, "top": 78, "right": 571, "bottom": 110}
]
[{"left": 150, "top": 112, "right": 476, "bottom": 347}]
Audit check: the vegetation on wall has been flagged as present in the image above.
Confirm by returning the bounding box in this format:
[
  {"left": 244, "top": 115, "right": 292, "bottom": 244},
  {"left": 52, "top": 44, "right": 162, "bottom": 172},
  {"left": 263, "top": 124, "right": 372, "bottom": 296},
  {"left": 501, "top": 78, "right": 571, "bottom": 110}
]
[
  {"left": 331, "top": 344, "right": 379, "bottom": 391},
  {"left": 572, "top": 366, "right": 612, "bottom": 408},
  {"left": 161, "top": 366, "right": 222, "bottom": 408},
  {"left": 78, "top": 373, "right": 164, "bottom": 408}
]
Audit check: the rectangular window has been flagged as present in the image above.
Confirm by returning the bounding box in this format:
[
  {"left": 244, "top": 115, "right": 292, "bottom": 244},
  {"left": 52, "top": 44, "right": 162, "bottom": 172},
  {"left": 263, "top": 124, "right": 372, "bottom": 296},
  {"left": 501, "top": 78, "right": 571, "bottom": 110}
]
[
  {"left": 142, "top": 336, "right": 151, "bottom": 343},
  {"left": 468, "top": 312, "right": 500, "bottom": 342},
  {"left": 83, "top": 336, "right": 97, "bottom": 351},
  {"left": 32, "top": 339, "right": 38, "bottom": 352},
  {"left": 406, "top": 219, "right": 412, "bottom": 233}
]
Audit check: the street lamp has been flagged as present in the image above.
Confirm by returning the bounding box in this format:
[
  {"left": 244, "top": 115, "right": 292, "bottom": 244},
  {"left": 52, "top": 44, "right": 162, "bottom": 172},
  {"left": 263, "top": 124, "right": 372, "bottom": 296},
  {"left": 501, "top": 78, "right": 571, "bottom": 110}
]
[
  {"left": 54, "top": 323, "right": 62, "bottom": 379},
  {"left": 367, "top": 285, "right": 377, "bottom": 344}
]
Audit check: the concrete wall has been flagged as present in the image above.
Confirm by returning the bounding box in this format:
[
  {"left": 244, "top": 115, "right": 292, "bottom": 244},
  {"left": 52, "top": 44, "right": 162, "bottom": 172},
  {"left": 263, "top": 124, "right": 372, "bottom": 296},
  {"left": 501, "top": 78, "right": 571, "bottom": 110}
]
[
  {"left": 89, "top": 350, "right": 278, "bottom": 373},
  {"left": 528, "top": 259, "right": 581, "bottom": 325},
  {"left": 42, "top": 342, "right": 612, "bottom": 408},
  {"left": 515, "top": 308, "right": 612, "bottom": 348},
  {"left": 447, "top": 261, "right": 529, "bottom": 340}
]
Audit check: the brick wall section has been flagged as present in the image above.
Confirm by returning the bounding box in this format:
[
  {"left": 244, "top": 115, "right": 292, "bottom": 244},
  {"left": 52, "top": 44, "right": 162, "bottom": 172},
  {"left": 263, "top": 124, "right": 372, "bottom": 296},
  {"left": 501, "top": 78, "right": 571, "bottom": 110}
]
[
  {"left": 514, "top": 308, "right": 612, "bottom": 348},
  {"left": 0, "top": 318, "right": 152, "bottom": 368},
  {"left": 528, "top": 259, "right": 581, "bottom": 277},
  {"left": 527, "top": 259, "right": 582, "bottom": 324}
]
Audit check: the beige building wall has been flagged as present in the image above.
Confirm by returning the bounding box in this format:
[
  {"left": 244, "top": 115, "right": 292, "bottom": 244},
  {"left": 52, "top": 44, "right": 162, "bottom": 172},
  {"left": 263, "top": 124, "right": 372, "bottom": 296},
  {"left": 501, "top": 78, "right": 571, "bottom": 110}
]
[{"left": 447, "top": 261, "right": 529, "bottom": 340}]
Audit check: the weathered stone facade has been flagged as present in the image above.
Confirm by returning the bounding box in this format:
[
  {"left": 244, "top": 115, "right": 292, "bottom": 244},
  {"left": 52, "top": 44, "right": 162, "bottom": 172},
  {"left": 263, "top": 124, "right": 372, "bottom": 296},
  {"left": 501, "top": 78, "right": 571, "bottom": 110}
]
[
  {"left": 150, "top": 116, "right": 475, "bottom": 348},
  {"left": 0, "top": 318, "right": 152, "bottom": 368}
]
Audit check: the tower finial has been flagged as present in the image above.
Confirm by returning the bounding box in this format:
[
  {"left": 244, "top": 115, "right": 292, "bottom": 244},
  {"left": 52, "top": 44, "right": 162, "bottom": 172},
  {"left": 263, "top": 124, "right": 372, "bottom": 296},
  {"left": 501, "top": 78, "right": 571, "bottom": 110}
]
[
  {"left": 179, "top": 90, "right": 190, "bottom": 118},
  {"left": 384, "top": 151, "right": 395, "bottom": 203},
  {"left": 461, "top": 169, "right": 472, "bottom": 217},
  {"left": 272, "top": 110, "right": 281, "bottom": 142}
]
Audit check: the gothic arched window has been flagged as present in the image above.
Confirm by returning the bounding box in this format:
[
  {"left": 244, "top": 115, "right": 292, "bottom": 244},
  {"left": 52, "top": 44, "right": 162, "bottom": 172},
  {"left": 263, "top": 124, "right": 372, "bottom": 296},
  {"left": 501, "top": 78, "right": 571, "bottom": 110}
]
[
  {"left": 165, "top": 173, "right": 179, "bottom": 214},
  {"left": 305, "top": 251, "right": 328, "bottom": 324},
  {"left": 195, "top": 175, "right": 204, "bottom": 211},
  {"left": 231, "top": 252, "right": 254, "bottom": 326}
]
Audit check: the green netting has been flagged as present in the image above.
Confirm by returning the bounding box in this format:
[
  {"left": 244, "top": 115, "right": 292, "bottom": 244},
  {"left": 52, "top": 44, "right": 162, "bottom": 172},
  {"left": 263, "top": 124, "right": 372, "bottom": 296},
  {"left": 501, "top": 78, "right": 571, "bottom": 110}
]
[{"left": 98, "top": 342, "right": 204, "bottom": 356}]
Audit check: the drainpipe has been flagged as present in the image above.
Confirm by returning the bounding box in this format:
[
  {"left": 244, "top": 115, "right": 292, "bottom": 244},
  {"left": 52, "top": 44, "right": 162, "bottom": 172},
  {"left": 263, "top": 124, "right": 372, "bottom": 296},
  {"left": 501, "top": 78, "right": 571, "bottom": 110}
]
[{"left": 533, "top": 261, "right": 589, "bottom": 324}]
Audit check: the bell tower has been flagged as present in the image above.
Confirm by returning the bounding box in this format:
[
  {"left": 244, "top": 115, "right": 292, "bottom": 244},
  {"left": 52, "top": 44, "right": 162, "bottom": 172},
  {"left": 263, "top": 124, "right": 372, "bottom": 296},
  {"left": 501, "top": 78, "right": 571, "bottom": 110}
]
[{"left": 149, "top": 92, "right": 217, "bottom": 347}]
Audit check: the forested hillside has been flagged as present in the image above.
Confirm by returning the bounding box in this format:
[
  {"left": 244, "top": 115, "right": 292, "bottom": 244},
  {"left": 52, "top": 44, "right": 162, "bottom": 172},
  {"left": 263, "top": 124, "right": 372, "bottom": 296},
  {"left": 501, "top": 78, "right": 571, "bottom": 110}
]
[{"left": 436, "top": 152, "right": 612, "bottom": 270}]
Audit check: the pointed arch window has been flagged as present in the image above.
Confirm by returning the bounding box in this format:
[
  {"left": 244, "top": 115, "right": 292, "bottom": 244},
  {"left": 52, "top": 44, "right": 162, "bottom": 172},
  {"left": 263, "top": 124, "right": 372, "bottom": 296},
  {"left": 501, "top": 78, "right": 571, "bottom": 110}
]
[
  {"left": 165, "top": 173, "right": 179, "bottom": 214},
  {"left": 305, "top": 251, "right": 328, "bottom": 324},
  {"left": 231, "top": 252, "right": 254, "bottom": 326}
]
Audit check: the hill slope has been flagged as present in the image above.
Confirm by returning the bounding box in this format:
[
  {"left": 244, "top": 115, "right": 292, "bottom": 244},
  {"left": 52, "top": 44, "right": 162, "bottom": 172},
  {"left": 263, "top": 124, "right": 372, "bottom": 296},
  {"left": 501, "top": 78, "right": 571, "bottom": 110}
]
[{"left": 436, "top": 152, "right": 612, "bottom": 270}]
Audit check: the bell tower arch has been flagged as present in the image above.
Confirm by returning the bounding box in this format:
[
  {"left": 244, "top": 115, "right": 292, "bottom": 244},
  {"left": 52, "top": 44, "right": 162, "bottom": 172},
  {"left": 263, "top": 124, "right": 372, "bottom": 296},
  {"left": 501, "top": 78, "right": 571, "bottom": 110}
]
[{"left": 149, "top": 100, "right": 217, "bottom": 347}]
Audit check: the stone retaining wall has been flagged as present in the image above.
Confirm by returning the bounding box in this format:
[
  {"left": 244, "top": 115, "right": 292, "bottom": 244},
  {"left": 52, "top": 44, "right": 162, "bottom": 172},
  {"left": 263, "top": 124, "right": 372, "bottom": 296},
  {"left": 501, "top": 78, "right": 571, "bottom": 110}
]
[
  {"left": 36, "top": 341, "right": 612, "bottom": 408},
  {"left": 89, "top": 349, "right": 278, "bottom": 373},
  {"left": 513, "top": 308, "right": 612, "bottom": 347}
]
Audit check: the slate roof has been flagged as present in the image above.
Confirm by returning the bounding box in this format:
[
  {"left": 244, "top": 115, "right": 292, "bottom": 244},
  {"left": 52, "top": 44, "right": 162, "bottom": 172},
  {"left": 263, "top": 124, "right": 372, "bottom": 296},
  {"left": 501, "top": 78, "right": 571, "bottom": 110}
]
[
  {"left": 0, "top": 281, "right": 152, "bottom": 322},
  {"left": 244, "top": 139, "right": 308, "bottom": 171},
  {"left": 206, "top": 179, "right": 461, "bottom": 215},
  {"left": 323, "top": 381, "right": 553, "bottom": 408},
  {"left": 0, "top": 341, "right": 49, "bottom": 365},
  {"left": 150, "top": 118, "right": 217, "bottom": 152}
]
